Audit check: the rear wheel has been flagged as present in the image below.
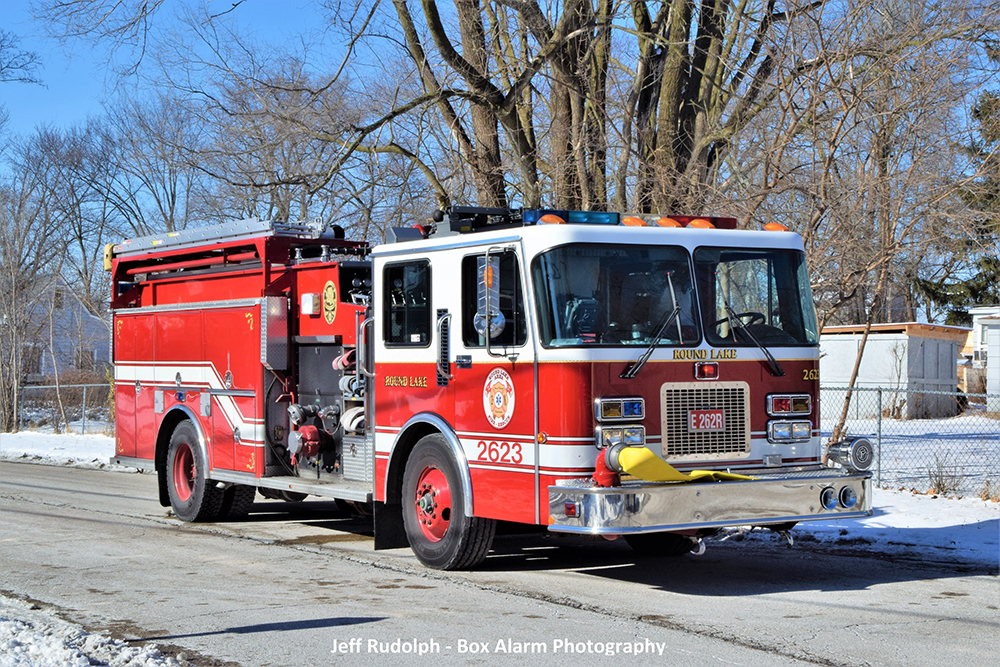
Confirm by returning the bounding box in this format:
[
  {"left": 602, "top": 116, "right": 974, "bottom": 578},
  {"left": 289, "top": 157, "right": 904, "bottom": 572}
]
[
  {"left": 259, "top": 488, "right": 308, "bottom": 502},
  {"left": 166, "top": 420, "right": 224, "bottom": 522},
  {"left": 402, "top": 435, "right": 495, "bottom": 570},
  {"left": 625, "top": 532, "right": 695, "bottom": 557},
  {"left": 218, "top": 485, "right": 256, "bottom": 520}
]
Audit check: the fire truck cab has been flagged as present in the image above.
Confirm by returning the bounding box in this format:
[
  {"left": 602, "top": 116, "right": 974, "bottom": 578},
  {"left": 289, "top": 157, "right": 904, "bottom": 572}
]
[{"left": 108, "top": 206, "right": 873, "bottom": 570}]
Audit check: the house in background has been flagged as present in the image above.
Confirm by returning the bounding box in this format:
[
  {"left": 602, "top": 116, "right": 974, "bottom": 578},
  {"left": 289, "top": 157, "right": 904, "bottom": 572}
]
[
  {"left": 22, "top": 278, "right": 110, "bottom": 383},
  {"left": 966, "top": 306, "right": 1000, "bottom": 410},
  {"left": 819, "top": 323, "right": 970, "bottom": 420}
]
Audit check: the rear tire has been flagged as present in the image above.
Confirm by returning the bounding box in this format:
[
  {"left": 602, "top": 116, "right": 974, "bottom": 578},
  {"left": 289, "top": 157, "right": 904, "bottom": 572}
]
[
  {"left": 402, "top": 435, "right": 495, "bottom": 570},
  {"left": 218, "top": 485, "right": 256, "bottom": 520},
  {"left": 259, "top": 488, "right": 308, "bottom": 502},
  {"left": 625, "top": 532, "right": 695, "bottom": 557},
  {"left": 166, "top": 420, "right": 224, "bottom": 522}
]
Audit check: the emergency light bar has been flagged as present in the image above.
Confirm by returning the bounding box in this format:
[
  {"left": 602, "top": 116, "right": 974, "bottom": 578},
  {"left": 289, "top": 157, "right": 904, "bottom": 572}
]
[
  {"left": 434, "top": 206, "right": 739, "bottom": 235},
  {"left": 522, "top": 209, "right": 620, "bottom": 225},
  {"left": 523, "top": 209, "right": 737, "bottom": 229}
]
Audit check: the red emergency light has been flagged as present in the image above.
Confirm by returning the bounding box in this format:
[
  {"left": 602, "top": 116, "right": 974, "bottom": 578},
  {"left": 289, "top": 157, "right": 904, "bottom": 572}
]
[{"left": 695, "top": 362, "right": 720, "bottom": 380}]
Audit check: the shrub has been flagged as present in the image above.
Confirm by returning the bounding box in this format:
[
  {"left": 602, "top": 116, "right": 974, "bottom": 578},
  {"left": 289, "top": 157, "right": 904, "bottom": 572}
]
[{"left": 926, "top": 452, "right": 963, "bottom": 495}]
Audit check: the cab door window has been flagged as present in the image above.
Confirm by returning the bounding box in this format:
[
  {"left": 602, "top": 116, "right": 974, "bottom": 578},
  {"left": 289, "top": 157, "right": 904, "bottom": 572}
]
[
  {"left": 461, "top": 251, "right": 527, "bottom": 347},
  {"left": 383, "top": 261, "right": 431, "bottom": 347}
]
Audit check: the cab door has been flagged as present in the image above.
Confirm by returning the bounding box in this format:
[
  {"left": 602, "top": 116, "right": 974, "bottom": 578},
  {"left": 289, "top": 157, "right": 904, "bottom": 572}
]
[
  {"left": 372, "top": 256, "right": 455, "bottom": 473},
  {"left": 449, "top": 244, "right": 537, "bottom": 524}
]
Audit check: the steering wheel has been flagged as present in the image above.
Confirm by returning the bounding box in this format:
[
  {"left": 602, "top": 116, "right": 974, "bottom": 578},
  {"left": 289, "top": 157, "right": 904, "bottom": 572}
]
[{"left": 711, "top": 311, "right": 765, "bottom": 328}]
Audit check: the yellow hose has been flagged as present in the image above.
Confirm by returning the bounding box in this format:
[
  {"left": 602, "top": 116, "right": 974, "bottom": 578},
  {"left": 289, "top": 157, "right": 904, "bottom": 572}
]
[{"left": 616, "top": 446, "right": 754, "bottom": 483}]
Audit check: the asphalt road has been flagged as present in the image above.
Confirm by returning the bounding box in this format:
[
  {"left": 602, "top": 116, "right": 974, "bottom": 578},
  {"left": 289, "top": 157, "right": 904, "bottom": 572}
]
[{"left": 0, "top": 460, "right": 996, "bottom": 667}]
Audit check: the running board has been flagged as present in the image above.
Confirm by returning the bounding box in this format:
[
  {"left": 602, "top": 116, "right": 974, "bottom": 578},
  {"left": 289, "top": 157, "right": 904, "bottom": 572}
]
[
  {"left": 208, "top": 469, "right": 372, "bottom": 503},
  {"left": 109, "top": 456, "right": 373, "bottom": 502}
]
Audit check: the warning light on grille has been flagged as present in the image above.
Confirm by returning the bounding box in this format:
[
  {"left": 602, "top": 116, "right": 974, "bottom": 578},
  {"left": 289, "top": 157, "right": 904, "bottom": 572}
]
[
  {"left": 564, "top": 502, "right": 578, "bottom": 517},
  {"left": 767, "top": 394, "right": 811, "bottom": 415},
  {"left": 595, "top": 397, "right": 645, "bottom": 422},
  {"left": 695, "top": 362, "right": 719, "bottom": 380}
]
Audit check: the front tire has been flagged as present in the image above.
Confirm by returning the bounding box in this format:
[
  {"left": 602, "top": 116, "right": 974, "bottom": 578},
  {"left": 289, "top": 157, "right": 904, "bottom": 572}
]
[
  {"left": 402, "top": 435, "right": 495, "bottom": 570},
  {"left": 166, "top": 420, "right": 224, "bottom": 522}
]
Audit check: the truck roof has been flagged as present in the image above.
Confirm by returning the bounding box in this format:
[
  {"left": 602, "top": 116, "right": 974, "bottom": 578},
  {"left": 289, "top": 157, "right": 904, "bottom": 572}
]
[{"left": 371, "top": 216, "right": 806, "bottom": 259}]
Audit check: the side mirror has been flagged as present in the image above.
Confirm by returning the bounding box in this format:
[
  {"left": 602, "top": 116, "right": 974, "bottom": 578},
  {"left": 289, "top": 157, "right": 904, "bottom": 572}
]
[{"left": 474, "top": 255, "right": 505, "bottom": 339}]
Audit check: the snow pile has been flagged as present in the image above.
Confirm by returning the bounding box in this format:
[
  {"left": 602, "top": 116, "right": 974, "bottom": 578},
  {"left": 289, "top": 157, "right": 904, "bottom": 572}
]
[
  {"left": 0, "top": 433, "right": 121, "bottom": 470},
  {"left": 0, "top": 596, "right": 181, "bottom": 667}
]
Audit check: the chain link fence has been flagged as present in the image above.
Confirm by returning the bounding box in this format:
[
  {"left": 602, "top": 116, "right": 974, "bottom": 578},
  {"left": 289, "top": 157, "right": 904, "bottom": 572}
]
[
  {"left": 6, "top": 382, "right": 998, "bottom": 496},
  {"left": 16, "top": 384, "right": 112, "bottom": 435},
  {"left": 821, "top": 386, "right": 1000, "bottom": 497}
]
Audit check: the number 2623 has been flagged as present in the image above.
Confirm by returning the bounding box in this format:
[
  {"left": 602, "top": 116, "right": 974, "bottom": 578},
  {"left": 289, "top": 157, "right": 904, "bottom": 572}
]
[{"left": 476, "top": 440, "right": 523, "bottom": 464}]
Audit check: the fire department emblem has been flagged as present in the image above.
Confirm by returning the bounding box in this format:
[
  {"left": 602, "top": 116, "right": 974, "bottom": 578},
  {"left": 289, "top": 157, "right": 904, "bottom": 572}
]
[
  {"left": 483, "top": 368, "right": 515, "bottom": 429},
  {"left": 322, "top": 280, "right": 338, "bottom": 325}
]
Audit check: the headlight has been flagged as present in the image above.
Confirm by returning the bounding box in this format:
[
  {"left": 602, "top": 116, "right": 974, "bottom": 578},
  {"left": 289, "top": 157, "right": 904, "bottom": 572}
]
[
  {"left": 601, "top": 427, "right": 623, "bottom": 448},
  {"left": 623, "top": 427, "right": 645, "bottom": 445},
  {"left": 767, "top": 420, "right": 812, "bottom": 443},
  {"left": 596, "top": 425, "right": 645, "bottom": 448}
]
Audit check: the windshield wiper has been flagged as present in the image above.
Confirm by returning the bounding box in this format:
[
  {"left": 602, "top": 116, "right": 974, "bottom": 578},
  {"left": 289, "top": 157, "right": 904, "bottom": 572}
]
[
  {"left": 722, "top": 298, "right": 785, "bottom": 377},
  {"left": 621, "top": 273, "right": 682, "bottom": 379}
]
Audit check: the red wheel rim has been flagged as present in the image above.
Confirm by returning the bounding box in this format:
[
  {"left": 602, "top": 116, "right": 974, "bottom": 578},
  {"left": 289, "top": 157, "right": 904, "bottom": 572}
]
[
  {"left": 172, "top": 442, "right": 195, "bottom": 502},
  {"left": 413, "top": 466, "right": 451, "bottom": 542}
]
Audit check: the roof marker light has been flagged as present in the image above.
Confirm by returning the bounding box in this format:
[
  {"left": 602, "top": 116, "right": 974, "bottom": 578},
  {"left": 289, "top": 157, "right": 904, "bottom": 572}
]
[
  {"left": 688, "top": 218, "right": 716, "bottom": 229},
  {"left": 622, "top": 216, "right": 647, "bottom": 226},
  {"left": 764, "top": 222, "right": 790, "bottom": 231},
  {"left": 656, "top": 217, "right": 683, "bottom": 228}
]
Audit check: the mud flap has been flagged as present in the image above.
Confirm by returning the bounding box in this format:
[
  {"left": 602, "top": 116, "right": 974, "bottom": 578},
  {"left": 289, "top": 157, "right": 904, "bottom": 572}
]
[
  {"left": 157, "top": 468, "right": 170, "bottom": 507},
  {"left": 373, "top": 501, "right": 408, "bottom": 550}
]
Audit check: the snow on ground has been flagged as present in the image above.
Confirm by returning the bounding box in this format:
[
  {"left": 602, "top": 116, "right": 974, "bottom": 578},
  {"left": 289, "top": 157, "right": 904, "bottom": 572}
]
[
  {"left": 721, "top": 487, "right": 999, "bottom": 569},
  {"left": 0, "top": 595, "right": 181, "bottom": 667},
  {"left": 0, "top": 432, "right": 121, "bottom": 470}
]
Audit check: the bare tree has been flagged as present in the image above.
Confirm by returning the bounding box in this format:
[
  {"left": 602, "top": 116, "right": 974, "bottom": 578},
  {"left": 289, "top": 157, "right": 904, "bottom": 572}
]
[
  {"left": 26, "top": 0, "right": 1000, "bottom": 314},
  {"left": 0, "top": 28, "right": 43, "bottom": 130},
  {"left": 31, "top": 0, "right": 165, "bottom": 77},
  {"left": 0, "top": 135, "right": 69, "bottom": 431},
  {"left": 95, "top": 96, "right": 209, "bottom": 236},
  {"left": 0, "top": 29, "right": 41, "bottom": 83}
]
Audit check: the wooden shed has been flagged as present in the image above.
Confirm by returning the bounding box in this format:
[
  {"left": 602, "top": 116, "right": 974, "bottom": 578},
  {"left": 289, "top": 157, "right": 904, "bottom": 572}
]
[{"left": 820, "top": 323, "right": 969, "bottom": 419}]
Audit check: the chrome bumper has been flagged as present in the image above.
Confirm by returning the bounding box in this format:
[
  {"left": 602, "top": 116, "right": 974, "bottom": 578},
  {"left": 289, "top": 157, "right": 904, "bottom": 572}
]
[{"left": 548, "top": 469, "right": 872, "bottom": 534}]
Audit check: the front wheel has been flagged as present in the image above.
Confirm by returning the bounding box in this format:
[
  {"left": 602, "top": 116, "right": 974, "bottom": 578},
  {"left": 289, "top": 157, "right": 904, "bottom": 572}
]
[
  {"left": 402, "top": 435, "right": 495, "bottom": 570},
  {"left": 166, "top": 420, "right": 224, "bottom": 522}
]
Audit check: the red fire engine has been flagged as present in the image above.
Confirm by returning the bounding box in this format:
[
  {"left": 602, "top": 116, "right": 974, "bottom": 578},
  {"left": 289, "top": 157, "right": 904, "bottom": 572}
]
[{"left": 107, "top": 206, "right": 873, "bottom": 569}]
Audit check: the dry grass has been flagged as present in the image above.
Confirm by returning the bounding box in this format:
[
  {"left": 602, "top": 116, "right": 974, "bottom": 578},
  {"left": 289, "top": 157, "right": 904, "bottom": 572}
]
[
  {"left": 978, "top": 479, "right": 1000, "bottom": 503},
  {"left": 926, "top": 452, "right": 964, "bottom": 495}
]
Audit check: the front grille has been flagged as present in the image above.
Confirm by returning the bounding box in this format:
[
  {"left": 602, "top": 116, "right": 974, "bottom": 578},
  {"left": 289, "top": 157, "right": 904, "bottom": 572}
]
[{"left": 660, "top": 381, "right": 750, "bottom": 460}]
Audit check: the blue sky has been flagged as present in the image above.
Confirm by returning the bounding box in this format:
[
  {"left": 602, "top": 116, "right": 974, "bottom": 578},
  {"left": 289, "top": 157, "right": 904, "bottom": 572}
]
[{"left": 3, "top": 0, "right": 326, "bottom": 136}]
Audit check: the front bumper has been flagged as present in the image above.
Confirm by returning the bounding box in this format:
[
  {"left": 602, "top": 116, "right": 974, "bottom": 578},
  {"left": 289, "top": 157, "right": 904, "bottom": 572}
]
[{"left": 548, "top": 468, "right": 872, "bottom": 534}]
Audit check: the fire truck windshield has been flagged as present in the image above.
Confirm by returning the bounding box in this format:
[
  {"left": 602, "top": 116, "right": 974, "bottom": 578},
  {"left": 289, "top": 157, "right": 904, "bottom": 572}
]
[
  {"left": 531, "top": 244, "right": 699, "bottom": 347},
  {"left": 694, "top": 247, "right": 819, "bottom": 347}
]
